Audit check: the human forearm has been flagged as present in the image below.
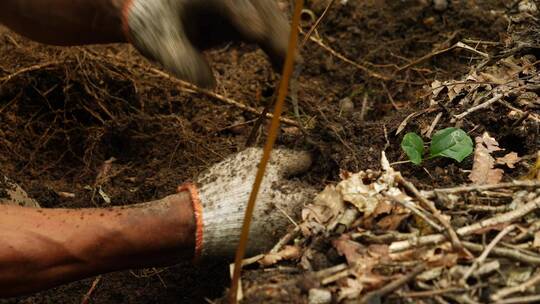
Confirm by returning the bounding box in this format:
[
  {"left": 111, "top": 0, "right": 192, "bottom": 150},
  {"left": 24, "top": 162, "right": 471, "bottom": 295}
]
[
  {"left": 0, "top": 0, "right": 126, "bottom": 45},
  {"left": 0, "top": 192, "right": 195, "bottom": 297},
  {"left": 0, "top": 0, "right": 290, "bottom": 87}
]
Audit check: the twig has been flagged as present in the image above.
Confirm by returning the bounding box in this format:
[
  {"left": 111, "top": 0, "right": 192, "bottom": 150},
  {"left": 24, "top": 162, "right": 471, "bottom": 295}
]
[
  {"left": 148, "top": 67, "right": 301, "bottom": 127},
  {"left": 494, "top": 295, "right": 540, "bottom": 304},
  {"left": 270, "top": 226, "right": 301, "bottom": 254},
  {"left": 390, "top": 196, "right": 540, "bottom": 252},
  {"left": 0, "top": 61, "right": 63, "bottom": 83},
  {"left": 396, "top": 174, "right": 466, "bottom": 253},
  {"left": 463, "top": 241, "right": 540, "bottom": 265},
  {"left": 499, "top": 99, "right": 540, "bottom": 123},
  {"left": 399, "top": 287, "right": 467, "bottom": 298},
  {"left": 81, "top": 276, "right": 102, "bottom": 304},
  {"left": 447, "top": 293, "right": 481, "bottom": 304},
  {"left": 492, "top": 271, "right": 540, "bottom": 301},
  {"left": 473, "top": 260, "right": 500, "bottom": 277},
  {"left": 352, "top": 230, "right": 415, "bottom": 243},
  {"left": 461, "top": 225, "right": 515, "bottom": 282},
  {"left": 422, "top": 180, "right": 540, "bottom": 199},
  {"left": 314, "top": 263, "right": 348, "bottom": 279},
  {"left": 321, "top": 268, "right": 351, "bottom": 285},
  {"left": 513, "top": 220, "right": 540, "bottom": 242},
  {"left": 359, "top": 264, "right": 426, "bottom": 304},
  {"left": 300, "top": 0, "right": 336, "bottom": 48},
  {"left": 306, "top": 35, "right": 391, "bottom": 81},
  {"left": 397, "top": 41, "right": 488, "bottom": 72},
  {"left": 425, "top": 112, "right": 443, "bottom": 138},
  {"left": 462, "top": 39, "right": 500, "bottom": 45},
  {"left": 453, "top": 93, "right": 504, "bottom": 120},
  {"left": 384, "top": 192, "right": 444, "bottom": 232},
  {"left": 245, "top": 90, "right": 278, "bottom": 147},
  {"left": 455, "top": 204, "right": 511, "bottom": 213},
  {"left": 359, "top": 92, "right": 369, "bottom": 123},
  {"left": 382, "top": 82, "right": 399, "bottom": 110}
]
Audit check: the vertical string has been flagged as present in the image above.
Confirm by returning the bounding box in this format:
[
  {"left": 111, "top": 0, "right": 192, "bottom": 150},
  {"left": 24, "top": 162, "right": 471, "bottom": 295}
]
[{"left": 228, "top": 0, "right": 305, "bottom": 302}]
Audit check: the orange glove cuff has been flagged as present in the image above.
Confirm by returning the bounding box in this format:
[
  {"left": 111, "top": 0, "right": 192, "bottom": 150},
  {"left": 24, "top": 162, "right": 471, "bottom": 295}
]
[
  {"left": 178, "top": 183, "right": 204, "bottom": 262},
  {"left": 121, "top": 0, "right": 135, "bottom": 43}
]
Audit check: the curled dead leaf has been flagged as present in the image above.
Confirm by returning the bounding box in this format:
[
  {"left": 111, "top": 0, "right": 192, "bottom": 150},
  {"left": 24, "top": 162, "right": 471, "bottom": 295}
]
[
  {"left": 302, "top": 185, "right": 345, "bottom": 224},
  {"left": 332, "top": 235, "right": 364, "bottom": 265},
  {"left": 469, "top": 132, "right": 504, "bottom": 185},
  {"left": 496, "top": 152, "right": 521, "bottom": 169},
  {"left": 338, "top": 173, "right": 383, "bottom": 217}
]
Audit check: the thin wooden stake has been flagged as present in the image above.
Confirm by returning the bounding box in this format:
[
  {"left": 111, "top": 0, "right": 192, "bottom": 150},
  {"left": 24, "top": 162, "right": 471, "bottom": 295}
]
[{"left": 228, "top": 1, "right": 305, "bottom": 303}]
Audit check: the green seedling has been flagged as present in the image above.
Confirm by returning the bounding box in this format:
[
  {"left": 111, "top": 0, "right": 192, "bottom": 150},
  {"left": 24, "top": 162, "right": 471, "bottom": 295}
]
[{"left": 401, "top": 127, "right": 474, "bottom": 165}]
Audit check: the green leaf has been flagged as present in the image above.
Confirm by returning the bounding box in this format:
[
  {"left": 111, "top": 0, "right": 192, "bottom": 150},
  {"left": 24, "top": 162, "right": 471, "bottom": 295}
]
[
  {"left": 401, "top": 132, "right": 425, "bottom": 165},
  {"left": 429, "top": 128, "right": 474, "bottom": 162}
]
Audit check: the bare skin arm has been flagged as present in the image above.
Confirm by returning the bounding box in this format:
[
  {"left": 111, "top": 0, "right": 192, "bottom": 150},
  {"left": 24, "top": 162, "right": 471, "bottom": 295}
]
[
  {"left": 0, "top": 0, "right": 290, "bottom": 87},
  {"left": 0, "top": 192, "right": 195, "bottom": 297},
  {"left": 0, "top": 0, "right": 126, "bottom": 45}
]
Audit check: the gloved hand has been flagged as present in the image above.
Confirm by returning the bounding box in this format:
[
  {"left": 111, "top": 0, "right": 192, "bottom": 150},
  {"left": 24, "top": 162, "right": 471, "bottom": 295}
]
[
  {"left": 122, "top": 0, "right": 290, "bottom": 88},
  {"left": 179, "top": 148, "right": 315, "bottom": 259}
]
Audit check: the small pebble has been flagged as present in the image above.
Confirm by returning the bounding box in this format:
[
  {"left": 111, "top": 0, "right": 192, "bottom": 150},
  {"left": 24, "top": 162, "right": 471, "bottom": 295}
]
[
  {"left": 339, "top": 97, "right": 354, "bottom": 114},
  {"left": 230, "top": 117, "right": 246, "bottom": 134},
  {"left": 423, "top": 16, "right": 436, "bottom": 27},
  {"left": 308, "top": 288, "right": 332, "bottom": 304},
  {"left": 433, "top": 0, "right": 448, "bottom": 12}
]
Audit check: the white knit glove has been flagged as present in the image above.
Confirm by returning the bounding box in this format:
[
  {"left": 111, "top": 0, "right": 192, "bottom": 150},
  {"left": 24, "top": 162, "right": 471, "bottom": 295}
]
[
  {"left": 122, "top": 0, "right": 290, "bottom": 87},
  {"left": 180, "top": 148, "right": 314, "bottom": 259}
]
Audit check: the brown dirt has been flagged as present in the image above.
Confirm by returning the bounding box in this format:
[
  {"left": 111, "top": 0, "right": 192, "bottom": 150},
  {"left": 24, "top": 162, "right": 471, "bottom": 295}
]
[{"left": 0, "top": 0, "right": 537, "bottom": 303}]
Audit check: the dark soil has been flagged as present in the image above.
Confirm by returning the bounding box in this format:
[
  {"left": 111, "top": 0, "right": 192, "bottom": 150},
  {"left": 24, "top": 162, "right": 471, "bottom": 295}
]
[{"left": 0, "top": 0, "right": 536, "bottom": 303}]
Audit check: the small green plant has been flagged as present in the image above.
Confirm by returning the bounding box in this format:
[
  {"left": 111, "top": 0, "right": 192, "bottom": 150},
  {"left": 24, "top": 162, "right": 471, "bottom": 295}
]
[{"left": 401, "top": 127, "right": 474, "bottom": 165}]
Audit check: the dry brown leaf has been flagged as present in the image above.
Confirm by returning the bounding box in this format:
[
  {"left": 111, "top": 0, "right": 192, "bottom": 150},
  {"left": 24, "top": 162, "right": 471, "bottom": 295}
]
[
  {"left": 372, "top": 200, "right": 393, "bottom": 217},
  {"left": 363, "top": 200, "right": 393, "bottom": 229},
  {"left": 445, "top": 81, "right": 467, "bottom": 101},
  {"left": 481, "top": 132, "right": 503, "bottom": 153},
  {"left": 396, "top": 111, "right": 426, "bottom": 135},
  {"left": 367, "top": 244, "right": 390, "bottom": 260},
  {"left": 332, "top": 235, "right": 364, "bottom": 265},
  {"left": 431, "top": 80, "right": 444, "bottom": 98},
  {"left": 258, "top": 245, "right": 302, "bottom": 267},
  {"left": 496, "top": 152, "right": 521, "bottom": 168},
  {"left": 469, "top": 132, "right": 504, "bottom": 185},
  {"left": 377, "top": 213, "right": 410, "bottom": 230},
  {"left": 338, "top": 173, "right": 382, "bottom": 216},
  {"left": 421, "top": 244, "right": 458, "bottom": 267},
  {"left": 353, "top": 270, "right": 388, "bottom": 290},
  {"left": 302, "top": 185, "right": 345, "bottom": 224}
]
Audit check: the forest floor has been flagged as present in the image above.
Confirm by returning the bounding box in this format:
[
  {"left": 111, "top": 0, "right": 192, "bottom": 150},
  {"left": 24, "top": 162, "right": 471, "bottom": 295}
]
[{"left": 0, "top": 0, "right": 539, "bottom": 303}]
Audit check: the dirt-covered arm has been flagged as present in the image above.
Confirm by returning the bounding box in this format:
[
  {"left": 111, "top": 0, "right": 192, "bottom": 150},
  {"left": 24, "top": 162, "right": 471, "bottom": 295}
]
[
  {"left": 0, "top": 0, "right": 289, "bottom": 87},
  {"left": 0, "top": 148, "right": 313, "bottom": 297},
  {"left": 0, "top": 0, "right": 126, "bottom": 45},
  {"left": 0, "top": 193, "right": 195, "bottom": 297}
]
